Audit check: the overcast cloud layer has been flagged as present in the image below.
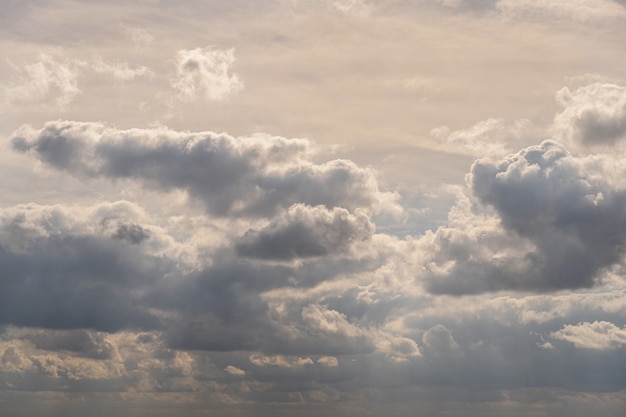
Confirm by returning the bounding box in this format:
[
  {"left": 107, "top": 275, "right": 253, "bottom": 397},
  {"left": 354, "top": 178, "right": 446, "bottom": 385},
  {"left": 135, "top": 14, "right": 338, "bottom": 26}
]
[{"left": 2, "top": 1, "right": 626, "bottom": 416}]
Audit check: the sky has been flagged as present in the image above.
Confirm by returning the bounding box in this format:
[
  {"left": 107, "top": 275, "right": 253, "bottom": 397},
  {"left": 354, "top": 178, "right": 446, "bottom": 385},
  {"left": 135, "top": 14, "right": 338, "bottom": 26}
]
[{"left": 1, "top": 0, "right": 626, "bottom": 416}]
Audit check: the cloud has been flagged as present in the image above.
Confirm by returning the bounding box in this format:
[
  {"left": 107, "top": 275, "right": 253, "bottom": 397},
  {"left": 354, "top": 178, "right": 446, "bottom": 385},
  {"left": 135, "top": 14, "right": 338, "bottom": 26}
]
[
  {"left": 331, "top": 0, "right": 374, "bottom": 17},
  {"left": 3, "top": 52, "right": 155, "bottom": 109},
  {"left": 495, "top": 0, "right": 626, "bottom": 22},
  {"left": 90, "top": 56, "right": 155, "bottom": 81},
  {"left": 316, "top": 356, "right": 339, "bottom": 367},
  {"left": 12, "top": 121, "right": 400, "bottom": 218},
  {"left": 249, "top": 353, "right": 314, "bottom": 368},
  {"left": 4, "top": 52, "right": 83, "bottom": 107},
  {"left": 171, "top": 47, "right": 244, "bottom": 101},
  {"left": 121, "top": 25, "right": 154, "bottom": 51},
  {"left": 112, "top": 223, "right": 151, "bottom": 245},
  {"left": 553, "top": 83, "right": 626, "bottom": 148},
  {"left": 423, "top": 140, "right": 626, "bottom": 294},
  {"left": 431, "top": 118, "right": 530, "bottom": 157},
  {"left": 224, "top": 365, "right": 246, "bottom": 375},
  {"left": 236, "top": 204, "right": 373, "bottom": 260},
  {"left": 552, "top": 321, "right": 626, "bottom": 349},
  {"left": 0, "top": 202, "right": 177, "bottom": 332}
]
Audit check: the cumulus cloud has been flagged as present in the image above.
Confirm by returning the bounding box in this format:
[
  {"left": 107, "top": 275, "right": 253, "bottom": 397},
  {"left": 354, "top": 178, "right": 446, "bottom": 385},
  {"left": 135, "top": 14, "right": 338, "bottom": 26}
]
[
  {"left": 552, "top": 321, "right": 626, "bottom": 349},
  {"left": 553, "top": 83, "right": 626, "bottom": 148},
  {"left": 171, "top": 47, "right": 244, "bottom": 101},
  {"left": 249, "top": 353, "right": 314, "bottom": 368},
  {"left": 236, "top": 204, "right": 374, "bottom": 260},
  {"left": 423, "top": 140, "right": 626, "bottom": 294},
  {"left": 11, "top": 121, "right": 400, "bottom": 218}
]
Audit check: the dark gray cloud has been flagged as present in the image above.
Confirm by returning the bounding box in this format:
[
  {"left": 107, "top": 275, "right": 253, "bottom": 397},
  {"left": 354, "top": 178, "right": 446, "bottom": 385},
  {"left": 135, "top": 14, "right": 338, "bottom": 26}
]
[
  {"left": 0, "top": 204, "right": 171, "bottom": 332},
  {"left": 11, "top": 121, "right": 398, "bottom": 218},
  {"left": 236, "top": 204, "right": 373, "bottom": 260},
  {"left": 425, "top": 140, "right": 626, "bottom": 294},
  {"left": 112, "top": 223, "right": 151, "bottom": 245},
  {"left": 21, "top": 329, "right": 117, "bottom": 360}
]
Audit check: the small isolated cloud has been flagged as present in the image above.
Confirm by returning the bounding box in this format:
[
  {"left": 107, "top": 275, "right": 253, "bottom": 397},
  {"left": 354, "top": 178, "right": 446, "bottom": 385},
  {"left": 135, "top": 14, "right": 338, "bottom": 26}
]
[
  {"left": 552, "top": 321, "right": 626, "bottom": 349},
  {"left": 249, "top": 353, "right": 314, "bottom": 368},
  {"left": 171, "top": 47, "right": 244, "bottom": 101},
  {"left": 553, "top": 83, "right": 626, "bottom": 148},
  {"left": 224, "top": 365, "right": 246, "bottom": 376},
  {"left": 236, "top": 204, "right": 373, "bottom": 260},
  {"left": 316, "top": 356, "right": 339, "bottom": 367}
]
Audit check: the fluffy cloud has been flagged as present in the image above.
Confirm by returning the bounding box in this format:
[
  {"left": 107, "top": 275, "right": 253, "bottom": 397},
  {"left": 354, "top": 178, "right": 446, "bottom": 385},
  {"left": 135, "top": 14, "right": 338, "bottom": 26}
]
[
  {"left": 11, "top": 121, "right": 399, "bottom": 218},
  {"left": 236, "top": 204, "right": 373, "bottom": 260},
  {"left": 423, "top": 140, "right": 626, "bottom": 294},
  {"left": 171, "top": 47, "right": 244, "bottom": 101},
  {"left": 553, "top": 83, "right": 626, "bottom": 147},
  {"left": 552, "top": 321, "right": 626, "bottom": 349}
]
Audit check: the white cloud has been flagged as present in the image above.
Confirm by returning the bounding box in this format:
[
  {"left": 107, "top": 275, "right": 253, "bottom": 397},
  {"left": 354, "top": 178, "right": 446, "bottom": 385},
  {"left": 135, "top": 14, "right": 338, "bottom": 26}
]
[
  {"left": 171, "top": 47, "right": 244, "bottom": 101},
  {"left": 317, "top": 356, "right": 339, "bottom": 367},
  {"left": 331, "top": 0, "right": 374, "bottom": 17},
  {"left": 552, "top": 321, "right": 626, "bottom": 349},
  {"left": 249, "top": 353, "right": 314, "bottom": 368},
  {"left": 224, "top": 365, "right": 246, "bottom": 376}
]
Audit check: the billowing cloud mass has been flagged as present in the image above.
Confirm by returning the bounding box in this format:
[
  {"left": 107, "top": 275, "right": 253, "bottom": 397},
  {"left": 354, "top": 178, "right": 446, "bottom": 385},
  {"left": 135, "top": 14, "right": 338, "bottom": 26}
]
[
  {"left": 11, "top": 121, "right": 399, "bottom": 218},
  {"left": 423, "top": 140, "right": 626, "bottom": 294},
  {"left": 3, "top": 1, "right": 626, "bottom": 416}
]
